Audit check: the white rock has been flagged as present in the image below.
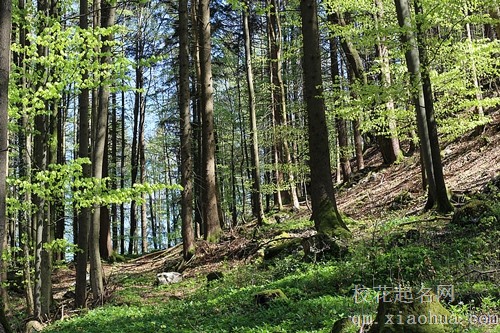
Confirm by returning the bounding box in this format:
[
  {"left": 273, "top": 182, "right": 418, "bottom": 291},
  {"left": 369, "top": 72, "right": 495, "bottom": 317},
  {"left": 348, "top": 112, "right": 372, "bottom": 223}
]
[{"left": 156, "top": 272, "right": 182, "bottom": 285}]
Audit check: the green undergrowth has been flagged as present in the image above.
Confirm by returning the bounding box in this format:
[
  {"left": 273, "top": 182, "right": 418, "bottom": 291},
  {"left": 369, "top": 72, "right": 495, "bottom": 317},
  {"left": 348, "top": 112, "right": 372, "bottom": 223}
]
[{"left": 45, "top": 194, "right": 499, "bottom": 333}]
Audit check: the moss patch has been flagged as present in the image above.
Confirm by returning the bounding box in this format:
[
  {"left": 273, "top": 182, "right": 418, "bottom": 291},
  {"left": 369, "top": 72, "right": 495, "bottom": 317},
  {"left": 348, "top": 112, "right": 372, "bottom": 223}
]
[
  {"left": 368, "top": 293, "right": 452, "bottom": 333},
  {"left": 254, "top": 289, "right": 288, "bottom": 307},
  {"left": 315, "top": 198, "right": 351, "bottom": 239}
]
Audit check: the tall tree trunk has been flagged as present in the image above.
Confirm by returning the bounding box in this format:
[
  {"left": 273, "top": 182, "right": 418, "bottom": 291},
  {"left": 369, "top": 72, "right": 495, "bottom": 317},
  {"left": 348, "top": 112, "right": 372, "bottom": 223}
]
[
  {"left": 75, "top": 0, "right": 91, "bottom": 306},
  {"left": 243, "top": 3, "right": 264, "bottom": 225},
  {"left": 332, "top": 12, "right": 366, "bottom": 171},
  {"left": 111, "top": 93, "right": 118, "bottom": 252},
  {"left": 15, "top": 0, "right": 34, "bottom": 313},
  {"left": 198, "top": 0, "right": 222, "bottom": 242},
  {"left": 0, "top": 0, "right": 13, "bottom": 331},
  {"left": 300, "top": 0, "right": 349, "bottom": 237},
  {"left": 235, "top": 70, "right": 248, "bottom": 220},
  {"left": 267, "top": 0, "right": 300, "bottom": 209},
  {"left": 75, "top": 0, "right": 91, "bottom": 308},
  {"left": 33, "top": 0, "right": 51, "bottom": 318},
  {"left": 90, "top": 0, "right": 115, "bottom": 303},
  {"left": 179, "top": 0, "right": 195, "bottom": 260},
  {"left": 413, "top": 0, "right": 453, "bottom": 213},
  {"left": 139, "top": 94, "right": 147, "bottom": 254},
  {"left": 54, "top": 96, "right": 66, "bottom": 262},
  {"left": 394, "top": 0, "right": 438, "bottom": 210},
  {"left": 328, "top": 30, "right": 352, "bottom": 182},
  {"left": 99, "top": 131, "right": 111, "bottom": 259},
  {"left": 191, "top": 0, "right": 203, "bottom": 238},
  {"left": 464, "top": 14, "right": 484, "bottom": 116},
  {"left": 374, "top": 0, "right": 401, "bottom": 164},
  {"left": 119, "top": 87, "right": 126, "bottom": 255},
  {"left": 129, "top": 73, "right": 141, "bottom": 254},
  {"left": 149, "top": 193, "right": 158, "bottom": 250}
]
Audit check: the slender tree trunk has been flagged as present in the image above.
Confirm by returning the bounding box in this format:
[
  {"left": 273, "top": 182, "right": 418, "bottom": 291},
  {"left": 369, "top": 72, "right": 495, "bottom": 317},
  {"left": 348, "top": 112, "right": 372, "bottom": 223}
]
[
  {"left": 149, "top": 193, "right": 158, "bottom": 250},
  {"left": 129, "top": 70, "right": 141, "bottom": 254},
  {"left": 0, "top": 0, "right": 13, "bottom": 330},
  {"left": 230, "top": 108, "right": 237, "bottom": 226},
  {"left": 332, "top": 12, "right": 366, "bottom": 171},
  {"left": 198, "top": 0, "right": 222, "bottom": 242},
  {"left": 414, "top": 0, "right": 453, "bottom": 213},
  {"left": 300, "top": 0, "right": 349, "bottom": 237},
  {"left": 328, "top": 30, "right": 352, "bottom": 182},
  {"left": 395, "top": 0, "right": 437, "bottom": 209},
  {"left": 465, "top": 17, "right": 484, "bottom": 116},
  {"left": 119, "top": 87, "right": 126, "bottom": 255},
  {"left": 54, "top": 97, "right": 66, "bottom": 262},
  {"left": 139, "top": 96, "right": 147, "bottom": 254},
  {"left": 191, "top": 0, "right": 203, "bottom": 238},
  {"left": 267, "top": 0, "right": 299, "bottom": 209},
  {"left": 267, "top": 2, "right": 283, "bottom": 210},
  {"left": 111, "top": 93, "right": 118, "bottom": 252},
  {"left": 33, "top": 0, "right": 52, "bottom": 317},
  {"left": 16, "top": 0, "right": 34, "bottom": 313},
  {"left": 99, "top": 132, "right": 111, "bottom": 259},
  {"left": 374, "top": 0, "right": 401, "bottom": 164},
  {"left": 243, "top": 3, "right": 264, "bottom": 225},
  {"left": 179, "top": 0, "right": 195, "bottom": 260},
  {"left": 75, "top": 0, "right": 91, "bottom": 308},
  {"left": 90, "top": 0, "right": 115, "bottom": 303}
]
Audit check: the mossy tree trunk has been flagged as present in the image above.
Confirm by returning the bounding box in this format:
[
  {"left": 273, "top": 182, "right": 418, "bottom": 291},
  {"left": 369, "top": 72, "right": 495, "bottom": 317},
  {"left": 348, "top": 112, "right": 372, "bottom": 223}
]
[{"left": 300, "top": 0, "right": 350, "bottom": 238}]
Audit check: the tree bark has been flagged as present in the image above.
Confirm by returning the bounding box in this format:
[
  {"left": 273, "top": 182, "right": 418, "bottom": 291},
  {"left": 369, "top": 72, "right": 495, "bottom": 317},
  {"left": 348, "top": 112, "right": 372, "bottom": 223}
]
[
  {"left": 99, "top": 132, "right": 112, "bottom": 259},
  {"left": 374, "top": 0, "right": 401, "bottom": 164},
  {"left": 0, "top": 1, "right": 13, "bottom": 331},
  {"left": 464, "top": 11, "right": 484, "bottom": 116},
  {"left": 119, "top": 87, "right": 126, "bottom": 255},
  {"left": 243, "top": 3, "right": 264, "bottom": 225},
  {"left": 33, "top": 0, "right": 51, "bottom": 317},
  {"left": 267, "top": 0, "right": 300, "bottom": 210},
  {"left": 90, "top": 0, "right": 115, "bottom": 302},
  {"left": 191, "top": 0, "right": 203, "bottom": 238},
  {"left": 198, "top": 0, "right": 222, "bottom": 242},
  {"left": 139, "top": 92, "right": 147, "bottom": 254},
  {"left": 394, "top": 0, "right": 441, "bottom": 211},
  {"left": 413, "top": 0, "right": 453, "bottom": 213},
  {"left": 111, "top": 93, "right": 118, "bottom": 252},
  {"left": 333, "top": 12, "right": 365, "bottom": 171},
  {"left": 300, "top": 0, "right": 349, "bottom": 238},
  {"left": 15, "top": 0, "right": 34, "bottom": 314},
  {"left": 327, "top": 29, "right": 352, "bottom": 182},
  {"left": 75, "top": 0, "right": 91, "bottom": 309},
  {"left": 179, "top": 0, "right": 195, "bottom": 260}
]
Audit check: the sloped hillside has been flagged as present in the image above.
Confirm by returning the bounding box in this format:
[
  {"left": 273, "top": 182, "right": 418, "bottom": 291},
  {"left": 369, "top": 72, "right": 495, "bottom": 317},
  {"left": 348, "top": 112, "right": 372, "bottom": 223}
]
[{"left": 338, "top": 110, "right": 500, "bottom": 219}]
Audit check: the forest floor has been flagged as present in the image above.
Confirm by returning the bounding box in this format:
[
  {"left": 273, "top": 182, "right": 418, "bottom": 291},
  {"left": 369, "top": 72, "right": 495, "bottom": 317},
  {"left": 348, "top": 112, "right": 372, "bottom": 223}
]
[
  {"left": 10, "top": 110, "right": 500, "bottom": 332},
  {"left": 337, "top": 109, "right": 500, "bottom": 220}
]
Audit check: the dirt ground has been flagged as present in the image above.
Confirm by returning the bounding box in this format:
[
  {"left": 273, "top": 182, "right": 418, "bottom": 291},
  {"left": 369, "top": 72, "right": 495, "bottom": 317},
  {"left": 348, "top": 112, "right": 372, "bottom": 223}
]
[{"left": 337, "top": 110, "right": 500, "bottom": 219}]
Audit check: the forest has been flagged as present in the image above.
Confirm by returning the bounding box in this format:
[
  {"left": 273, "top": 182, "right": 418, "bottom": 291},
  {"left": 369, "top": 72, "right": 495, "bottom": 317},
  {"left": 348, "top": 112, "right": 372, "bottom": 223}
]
[{"left": 0, "top": 0, "right": 499, "bottom": 332}]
